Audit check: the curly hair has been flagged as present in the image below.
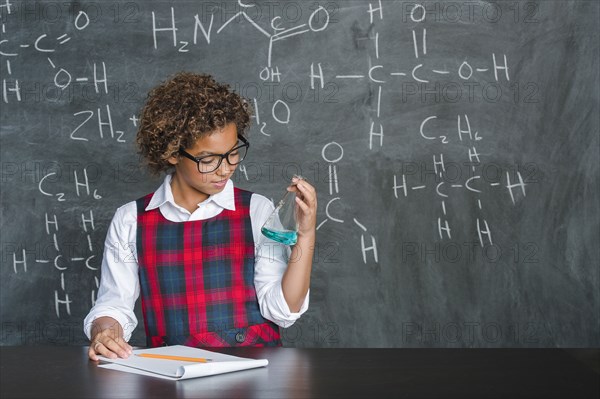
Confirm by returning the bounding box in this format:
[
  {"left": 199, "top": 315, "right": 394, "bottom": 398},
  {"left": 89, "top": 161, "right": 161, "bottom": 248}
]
[{"left": 136, "top": 72, "right": 252, "bottom": 175}]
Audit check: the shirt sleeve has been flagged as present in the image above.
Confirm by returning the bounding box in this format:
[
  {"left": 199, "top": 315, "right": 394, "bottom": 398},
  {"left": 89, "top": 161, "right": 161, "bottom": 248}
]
[
  {"left": 83, "top": 201, "right": 140, "bottom": 342},
  {"left": 250, "top": 193, "right": 310, "bottom": 328}
]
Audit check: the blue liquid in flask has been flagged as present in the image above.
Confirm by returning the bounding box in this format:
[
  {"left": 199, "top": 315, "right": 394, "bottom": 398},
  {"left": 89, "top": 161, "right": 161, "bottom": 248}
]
[{"left": 261, "top": 227, "right": 298, "bottom": 245}]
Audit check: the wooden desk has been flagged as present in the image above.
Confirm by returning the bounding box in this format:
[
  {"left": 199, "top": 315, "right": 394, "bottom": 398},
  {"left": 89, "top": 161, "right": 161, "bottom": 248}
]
[{"left": 1, "top": 346, "right": 598, "bottom": 398}]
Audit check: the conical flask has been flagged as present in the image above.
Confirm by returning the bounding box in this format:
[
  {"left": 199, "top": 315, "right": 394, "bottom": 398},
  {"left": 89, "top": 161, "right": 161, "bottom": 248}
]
[{"left": 261, "top": 177, "right": 303, "bottom": 245}]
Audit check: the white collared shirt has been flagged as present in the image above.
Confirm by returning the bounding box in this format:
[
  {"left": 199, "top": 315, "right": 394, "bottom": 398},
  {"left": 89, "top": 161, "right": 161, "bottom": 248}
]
[{"left": 83, "top": 174, "right": 309, "bottom": 341}]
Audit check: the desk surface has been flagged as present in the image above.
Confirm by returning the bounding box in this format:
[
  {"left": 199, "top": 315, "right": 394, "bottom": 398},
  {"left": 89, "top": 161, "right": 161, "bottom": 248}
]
[{"left": 1, "top": 346, "right": 598, "bottom": 399}]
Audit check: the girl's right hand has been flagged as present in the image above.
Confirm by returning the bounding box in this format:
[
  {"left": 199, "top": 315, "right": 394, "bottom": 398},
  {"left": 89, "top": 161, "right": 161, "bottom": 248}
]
[{"left": 88, "top": 317, "right": 133, "bottom": 361}]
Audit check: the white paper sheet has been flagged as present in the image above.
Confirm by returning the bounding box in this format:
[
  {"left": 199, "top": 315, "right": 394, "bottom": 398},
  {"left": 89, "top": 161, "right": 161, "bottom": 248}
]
[{"left": 98, "top": 345, "right": 268, "bottom": 381}]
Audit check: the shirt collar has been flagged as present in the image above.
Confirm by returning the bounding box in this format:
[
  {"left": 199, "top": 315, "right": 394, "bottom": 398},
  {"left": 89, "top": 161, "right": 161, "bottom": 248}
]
[{"left": 145, "top": 174, "right": 236, "bottom": 211}]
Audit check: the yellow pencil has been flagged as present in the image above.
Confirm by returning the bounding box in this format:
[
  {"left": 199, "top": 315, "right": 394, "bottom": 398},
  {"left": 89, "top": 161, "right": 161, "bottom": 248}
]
[{"left": 136, "top": 353, "right": 212, "bottom": 363}]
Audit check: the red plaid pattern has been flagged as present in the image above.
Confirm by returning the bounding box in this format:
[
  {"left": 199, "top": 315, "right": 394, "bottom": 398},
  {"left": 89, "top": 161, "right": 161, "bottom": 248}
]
[{"left": 136, "top": 187, "right": 281, "bottom": 347}]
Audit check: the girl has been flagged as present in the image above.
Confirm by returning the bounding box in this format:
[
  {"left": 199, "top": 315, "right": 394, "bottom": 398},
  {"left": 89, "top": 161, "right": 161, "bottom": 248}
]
[{"left": 85, "top": 72, "right": 317, "bottom": 360}]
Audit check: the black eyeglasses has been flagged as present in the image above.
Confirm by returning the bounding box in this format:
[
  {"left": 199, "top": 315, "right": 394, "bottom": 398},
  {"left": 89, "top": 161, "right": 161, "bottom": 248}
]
[{"left": 178, "top": 134, "right": 249, "bottom": 173}]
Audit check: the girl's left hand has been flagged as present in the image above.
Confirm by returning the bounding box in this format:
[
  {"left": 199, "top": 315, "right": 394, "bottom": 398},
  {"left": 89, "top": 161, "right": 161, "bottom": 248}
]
[{"left": 288, "top": 176, "right": 317, "bottom": 238}]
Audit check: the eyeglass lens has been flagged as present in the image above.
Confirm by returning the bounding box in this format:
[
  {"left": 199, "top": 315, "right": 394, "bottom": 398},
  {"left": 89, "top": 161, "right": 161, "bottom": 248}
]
[{"left": 197, "top": 143, "right": 247, "bottom": 173}]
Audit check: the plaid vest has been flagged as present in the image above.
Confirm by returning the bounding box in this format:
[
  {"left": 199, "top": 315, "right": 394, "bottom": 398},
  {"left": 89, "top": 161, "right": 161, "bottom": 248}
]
[{"left": 135, "top": 187, "right": 281, "bottom": 348}]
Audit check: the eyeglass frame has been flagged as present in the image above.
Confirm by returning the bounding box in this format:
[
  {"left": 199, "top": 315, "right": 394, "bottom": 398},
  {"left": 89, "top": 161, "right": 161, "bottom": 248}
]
[{"left": 178, "top": 134, "right": 250, "bottom": 174}]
